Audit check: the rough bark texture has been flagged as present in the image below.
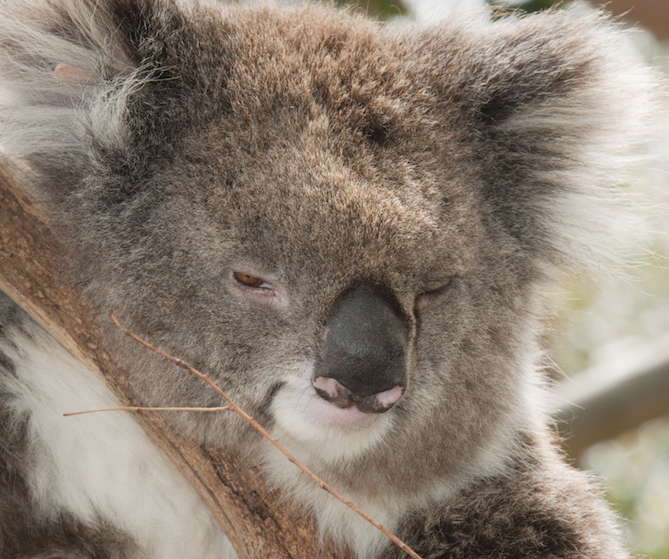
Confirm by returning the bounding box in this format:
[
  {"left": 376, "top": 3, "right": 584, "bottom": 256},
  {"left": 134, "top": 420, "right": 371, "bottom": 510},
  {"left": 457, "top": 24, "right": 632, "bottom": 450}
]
[{"left": 0, "top": 159, "right": 350, "bottom": 559}]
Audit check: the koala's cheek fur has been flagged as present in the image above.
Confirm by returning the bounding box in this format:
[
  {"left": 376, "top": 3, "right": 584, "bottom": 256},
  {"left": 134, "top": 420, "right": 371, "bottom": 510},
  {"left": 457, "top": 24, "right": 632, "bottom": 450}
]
[{"left": 0, "top": 0, "right": 661, "bottom": 557}]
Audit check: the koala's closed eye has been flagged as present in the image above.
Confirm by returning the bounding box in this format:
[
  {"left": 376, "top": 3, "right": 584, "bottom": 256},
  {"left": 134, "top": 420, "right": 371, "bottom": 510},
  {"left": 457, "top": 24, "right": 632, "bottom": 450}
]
[{"left": 415, "top": 278, "right": 454, "bottom": 309}]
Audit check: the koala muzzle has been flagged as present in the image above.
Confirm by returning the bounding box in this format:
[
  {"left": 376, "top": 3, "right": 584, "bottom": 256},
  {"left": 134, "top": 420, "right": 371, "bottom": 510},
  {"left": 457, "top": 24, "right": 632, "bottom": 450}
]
[{"left": 313, "top": 285, "right": 407, "bottom": 413}]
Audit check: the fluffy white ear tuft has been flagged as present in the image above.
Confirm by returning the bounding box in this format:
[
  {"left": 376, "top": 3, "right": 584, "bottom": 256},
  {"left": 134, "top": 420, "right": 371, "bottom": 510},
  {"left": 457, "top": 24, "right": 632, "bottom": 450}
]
[
  {"left": 439, "top": 7, "right": 666, "bottom": 273},
  {"left": 495, "top": 12, "right": 663, "bottom": 271},
  {"left": 0, "top": 0, "right": 139, "bottom": 160}
]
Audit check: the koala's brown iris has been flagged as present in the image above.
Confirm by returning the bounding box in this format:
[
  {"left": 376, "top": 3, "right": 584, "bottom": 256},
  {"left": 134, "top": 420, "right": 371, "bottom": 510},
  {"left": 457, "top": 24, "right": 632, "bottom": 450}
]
[{"left": 233, "top": 272, "right": 266, "bottom": 288}]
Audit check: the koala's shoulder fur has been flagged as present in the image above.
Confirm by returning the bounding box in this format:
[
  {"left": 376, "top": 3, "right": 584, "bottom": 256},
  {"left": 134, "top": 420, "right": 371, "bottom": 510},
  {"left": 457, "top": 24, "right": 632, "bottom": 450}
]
[{"left": 0, "top": 0, "right": 660, "bottom": 557}]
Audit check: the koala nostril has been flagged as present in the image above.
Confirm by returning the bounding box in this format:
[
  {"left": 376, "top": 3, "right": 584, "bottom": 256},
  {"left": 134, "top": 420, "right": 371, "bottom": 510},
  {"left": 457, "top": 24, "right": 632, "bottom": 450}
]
[
  {"left": 355, "top": 384, "right": 404, "bottom": 413},
  {"left": 313, "top": 376, "right": 404, "bottom": 414},
  {"left": 313, "top": 376, "right": 354, "bottom": 409}
]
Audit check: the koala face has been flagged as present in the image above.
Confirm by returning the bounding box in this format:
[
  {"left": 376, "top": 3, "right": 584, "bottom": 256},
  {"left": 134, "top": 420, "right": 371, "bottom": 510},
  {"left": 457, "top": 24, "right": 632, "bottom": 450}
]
[
  {"left": 0, "top": 0, "right": 655, "bottom": 523},
  {"left": 108, "top": 93, "right": 526, "bottom": 477}
]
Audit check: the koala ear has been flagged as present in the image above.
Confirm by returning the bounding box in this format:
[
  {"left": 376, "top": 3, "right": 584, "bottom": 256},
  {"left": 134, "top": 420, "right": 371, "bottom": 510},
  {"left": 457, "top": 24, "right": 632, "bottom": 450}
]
[
  {"left": 425, "top": 8, "right": 661, "bottom": 270},
  {"left": 0, "top": 1, "right": 128, "bottom": 158},
  {"left": 0, "top": 0, "right": 193, "bottom": 177}
]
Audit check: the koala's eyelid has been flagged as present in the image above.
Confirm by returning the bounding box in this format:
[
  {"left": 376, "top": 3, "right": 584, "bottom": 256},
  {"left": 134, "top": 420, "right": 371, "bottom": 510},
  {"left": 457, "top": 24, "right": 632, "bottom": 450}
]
[
  {"left": 422, "top": 276, "right": 453, "bottom": 293},
  {"left": 415, "top": 278, "right": 454, "bottom": 309}
]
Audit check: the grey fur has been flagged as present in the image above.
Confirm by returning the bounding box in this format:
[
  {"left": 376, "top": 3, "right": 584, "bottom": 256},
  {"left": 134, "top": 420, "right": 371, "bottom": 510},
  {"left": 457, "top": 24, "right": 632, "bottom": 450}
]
[{"left": 0, "top": 0, "right": 660, "bottom": 557}]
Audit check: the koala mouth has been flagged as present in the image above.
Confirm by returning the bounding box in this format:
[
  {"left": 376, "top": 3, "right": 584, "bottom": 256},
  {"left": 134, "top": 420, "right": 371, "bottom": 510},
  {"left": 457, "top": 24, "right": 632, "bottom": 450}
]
[{"left": 312, "top": 376, "right": 404, "bottom": 414}]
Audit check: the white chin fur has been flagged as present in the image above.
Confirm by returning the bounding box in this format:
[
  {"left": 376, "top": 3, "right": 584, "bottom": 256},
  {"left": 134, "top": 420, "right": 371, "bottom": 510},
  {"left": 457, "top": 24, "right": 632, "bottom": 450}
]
[{"left": 270, "top": 365, "right": 392, "bottom": 463}]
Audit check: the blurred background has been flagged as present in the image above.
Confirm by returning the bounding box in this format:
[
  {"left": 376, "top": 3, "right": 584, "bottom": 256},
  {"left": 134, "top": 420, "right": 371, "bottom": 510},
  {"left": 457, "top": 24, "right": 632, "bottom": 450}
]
[{"left": 335, "top": 0, "right": 669, "bottom": 556}]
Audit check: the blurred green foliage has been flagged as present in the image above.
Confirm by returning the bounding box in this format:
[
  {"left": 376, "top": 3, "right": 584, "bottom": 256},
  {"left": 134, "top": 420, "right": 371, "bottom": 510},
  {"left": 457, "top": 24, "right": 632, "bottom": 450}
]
[
  {"left": 487, "top": 0, "right": 561, "bottom": 12},
  {"left": 583, "top": 418, "right": 669, "bottom": 559},
  {"left": 334, "top": 0, "right": 408, "bottom": 20}
]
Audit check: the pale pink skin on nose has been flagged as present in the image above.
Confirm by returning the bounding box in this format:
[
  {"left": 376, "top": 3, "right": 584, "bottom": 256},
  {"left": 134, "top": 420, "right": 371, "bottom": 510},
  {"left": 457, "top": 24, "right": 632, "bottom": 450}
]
[
  {"left": 312, "top": 376, "right": 404, "bottom": 413},
  {"left": 374, "top": 385, "right": 404, "bottom": 408}
]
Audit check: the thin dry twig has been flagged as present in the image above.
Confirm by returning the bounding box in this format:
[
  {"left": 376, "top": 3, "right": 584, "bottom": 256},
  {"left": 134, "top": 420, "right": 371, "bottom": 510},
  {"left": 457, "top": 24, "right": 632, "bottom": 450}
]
[
  {"left": 106, "top": 310, "right": 423, "bottom": 559},
  {"left": 65, "top": 406, "right": 231, "bottom": 416}
]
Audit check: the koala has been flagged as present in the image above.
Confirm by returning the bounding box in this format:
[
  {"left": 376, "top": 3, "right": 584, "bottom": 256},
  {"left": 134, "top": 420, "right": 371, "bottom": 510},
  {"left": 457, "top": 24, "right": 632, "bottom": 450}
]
[{"left": 0, "top": 0, "right": 660, "bottom": 557}]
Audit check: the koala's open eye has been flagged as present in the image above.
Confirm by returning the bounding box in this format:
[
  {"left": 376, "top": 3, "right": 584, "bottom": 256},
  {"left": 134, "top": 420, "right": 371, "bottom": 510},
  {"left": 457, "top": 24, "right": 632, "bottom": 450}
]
[
  {"left": 230, "top": 270, "right": 287, "bottom": 305},
  {"left": 232, "top": 271, "right": 272, "bottom": 290}
]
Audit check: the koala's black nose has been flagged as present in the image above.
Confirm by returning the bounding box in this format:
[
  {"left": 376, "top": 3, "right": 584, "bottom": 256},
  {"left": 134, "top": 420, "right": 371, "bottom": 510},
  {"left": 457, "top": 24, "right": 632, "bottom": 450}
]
[{"left": 313, "top": 285, "right": 407, "bottom": 413}]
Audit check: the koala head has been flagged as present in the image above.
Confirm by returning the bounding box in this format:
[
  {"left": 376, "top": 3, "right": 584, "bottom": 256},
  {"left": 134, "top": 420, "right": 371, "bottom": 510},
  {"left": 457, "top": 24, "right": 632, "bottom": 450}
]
[{"left": 0, "top": 0, "right": 657, "bottom": 521}]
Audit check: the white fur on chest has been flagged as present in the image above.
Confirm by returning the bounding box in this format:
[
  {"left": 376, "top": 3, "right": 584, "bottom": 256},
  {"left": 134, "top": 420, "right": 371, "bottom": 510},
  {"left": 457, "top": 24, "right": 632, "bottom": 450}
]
[{"left": 1, "top": 320, "right": 234, "bottom": 559}]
